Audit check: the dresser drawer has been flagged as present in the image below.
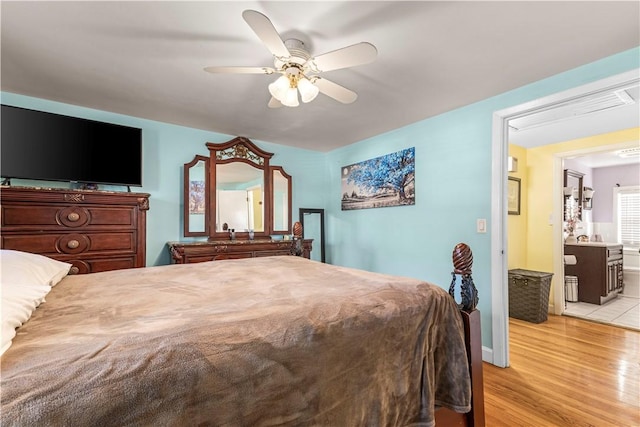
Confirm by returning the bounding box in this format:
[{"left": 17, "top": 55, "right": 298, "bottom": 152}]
[
  {"left": 2, "top": 232, "right": 137, "bottom": 256},
  {"left": 66, "top": 257, "right": 138, "bottom": 274},
  {"left": 1, "top": 205, "right": 136, "bottom": 230},
  {"left": 213, "top": 252, "right": 255, "bottom": 261},
  {"left": 254, "top": 250, "right": 292, "bottom": 257}
]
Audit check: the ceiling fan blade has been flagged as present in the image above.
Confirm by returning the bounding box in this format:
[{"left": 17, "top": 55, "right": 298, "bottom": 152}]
[
  {"left": 268, "top": 97, "right": 283, "bottom": 108},
  {"left": 313, "top": 77, "right": 358, "bottom": 104},
  {"left": 310, "top": 42, "right": 377, "bottom": 72},
  {"left": 204, "top": 66, "right": 275, "bottom": 74},
  {"left": 242, "top": 10, "right": 290, "bottom": 59}
]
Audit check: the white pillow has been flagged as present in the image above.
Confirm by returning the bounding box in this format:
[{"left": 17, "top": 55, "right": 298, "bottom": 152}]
[
  {"left": 0, "top": 250, "right": 72, "bottom": 355},
  {"left": 0, "top": 250, "right": 72, "bottom": 287},
  {"left": 1, "top": 282, "right": 52, "bottom": 355}
]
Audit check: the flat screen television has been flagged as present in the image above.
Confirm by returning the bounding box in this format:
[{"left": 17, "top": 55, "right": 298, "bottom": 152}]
[{"left": 1, "top": 104, "right": 143, "bottom": 187}]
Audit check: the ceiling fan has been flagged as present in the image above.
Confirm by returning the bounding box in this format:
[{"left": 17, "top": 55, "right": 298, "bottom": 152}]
[{"left": 204, "top": 10, "right": 378, "bottom": 108}]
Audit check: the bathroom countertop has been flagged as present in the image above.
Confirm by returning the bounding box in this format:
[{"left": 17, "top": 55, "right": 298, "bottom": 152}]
[{"left": 564, "top": 241, "right": 621, "bottom": 247}]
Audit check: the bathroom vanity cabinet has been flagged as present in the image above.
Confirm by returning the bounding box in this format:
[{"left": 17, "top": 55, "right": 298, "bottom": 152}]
[{"left": 564, "top": 243, "right": 624, "bottom": 305}]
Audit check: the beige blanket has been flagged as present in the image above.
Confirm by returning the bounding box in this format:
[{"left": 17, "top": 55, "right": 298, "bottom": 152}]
[{"left": 1, "top": 256, "right": 470, "bottom": 426}]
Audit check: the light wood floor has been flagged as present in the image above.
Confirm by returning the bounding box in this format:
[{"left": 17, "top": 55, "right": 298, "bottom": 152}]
[{"left": 483, "top": 315, "right": 640, "bottom": 426}]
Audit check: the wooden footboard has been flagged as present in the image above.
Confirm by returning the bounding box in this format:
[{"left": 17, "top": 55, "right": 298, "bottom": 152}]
[
  {"left": 435, "top": 308, "right": 485, "bottom": 426},
  {"left": 435, "top": 243, "right": 485, "bottom": 426}
]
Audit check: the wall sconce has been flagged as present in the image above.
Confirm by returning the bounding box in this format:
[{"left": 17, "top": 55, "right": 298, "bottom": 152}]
[
  {"left": 507, "top": 156, "right": 518, "bottom": 173},
  {"left": 563, "top": 186, "right": 574, "bottom": 200},
  {"left": 564, "top": 186, "right": 580, "bottom": 204},
  {"left": 583, "top": 187, "right": 594, "bottom": 210},
  {"left": 572, "top": 187, "right": 580, "bottom": 201}
]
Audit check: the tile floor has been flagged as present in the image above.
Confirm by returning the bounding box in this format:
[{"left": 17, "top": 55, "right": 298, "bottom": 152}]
[{"left": 563, "top": 276, "right": 640, "bottom": 331}]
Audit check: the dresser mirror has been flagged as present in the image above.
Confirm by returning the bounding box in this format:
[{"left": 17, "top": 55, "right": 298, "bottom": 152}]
[
  {"left": 182, "top": 136, "right": 293, "bottom": 240},
  {"left": 271, "top": 166, "right": 292, "bottom": 233},
  {"left": 183, "top": 155, "right": 209, "bottom": 237},
  {"left": 216, "top": 162, "right": 265, "bottom": 233}
]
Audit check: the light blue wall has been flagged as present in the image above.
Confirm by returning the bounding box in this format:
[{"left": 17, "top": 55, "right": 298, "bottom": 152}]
[
  {"left": 2, "top": 46, "right": 638, "bottom": 350},
  {"left": 324, "top": 47, "right": 640, "bottom": 347},
  {"left": 0, "top": 92, "right": 327, "bottom": 266}
]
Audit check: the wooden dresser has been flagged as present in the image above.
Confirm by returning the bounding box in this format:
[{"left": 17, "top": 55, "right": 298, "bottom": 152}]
[
  {"left": 168, "top": 239, "right": 313, "bottom": 264},
  {"left": 1, "top": 186, "right": 150, "bottom": 274}
]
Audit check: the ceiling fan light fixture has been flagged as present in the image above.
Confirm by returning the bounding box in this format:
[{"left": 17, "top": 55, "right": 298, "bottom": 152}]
[
  {"left": 268, "top": 75, "right": 290, "bottom": 100},
  {"left": 297, "top": 77, "right": 319, "bottom": 103},
  {"left": 281, "top": 87, "right": 299, "bottom": 107},
  {"left": 205, "top": 10, "right": 378, "bottom": 109}
]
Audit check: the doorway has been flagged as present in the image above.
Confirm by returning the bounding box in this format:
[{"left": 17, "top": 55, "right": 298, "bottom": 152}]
[
  {"left": 491, "top": 68, "right": 640, "bottom": 368},
  {"left": 560, "top": 149, "right": 640, "bottom": 330}
]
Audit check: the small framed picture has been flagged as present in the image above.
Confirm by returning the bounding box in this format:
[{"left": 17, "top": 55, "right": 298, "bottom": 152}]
[{"left": 508, "top": 176, "right": 521, "bottom": 215}]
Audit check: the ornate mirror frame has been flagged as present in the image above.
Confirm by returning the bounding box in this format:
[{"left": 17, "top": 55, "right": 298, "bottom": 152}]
[
  {"left": 271, "top": 166, "right": 292, "bottom": 235},
  {"left": 183, "top": 136, "right": 293, "bottom": 240},
  {"left": 183, "top": 155, "right": 210, "bottom": 237}
]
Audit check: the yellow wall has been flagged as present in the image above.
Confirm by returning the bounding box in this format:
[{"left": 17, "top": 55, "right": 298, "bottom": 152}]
[
  {"left": 509, "top": 127, "right": 640, "bottom": 304},
  {"left": 507, "top": 144, "right": 528, "bottom": 270}
]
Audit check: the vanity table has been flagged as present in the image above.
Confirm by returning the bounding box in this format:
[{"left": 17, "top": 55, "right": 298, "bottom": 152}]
[
  {"left": 564, "top": 242, "right": 623, "bottom": 305},
  {"left": 169, "top": 136, "right": 312, "bottom": 264}
]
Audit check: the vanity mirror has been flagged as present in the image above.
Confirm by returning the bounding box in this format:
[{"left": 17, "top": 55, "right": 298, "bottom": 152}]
[
  {"left": 563, "top": 169, "right": 584, "bottom": 221},
  {"left": 182, "top": 136, "right": 293, "bottom": 240},
  {"left": 215, "top": 160, "right": 265, "bottom": 235}
]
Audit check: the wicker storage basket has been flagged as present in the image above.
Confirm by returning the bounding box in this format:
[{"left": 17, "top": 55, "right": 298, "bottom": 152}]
[{"left": 508, "top": 269, "right": 553, "bottom": 323}]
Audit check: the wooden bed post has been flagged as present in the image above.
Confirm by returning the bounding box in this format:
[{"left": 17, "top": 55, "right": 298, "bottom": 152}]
[
  {"left": 436, "top": 243, "right": 485, "bottom": 426},
  {"left": 460, "top": 309, "right": 485, "bottom": 427}
]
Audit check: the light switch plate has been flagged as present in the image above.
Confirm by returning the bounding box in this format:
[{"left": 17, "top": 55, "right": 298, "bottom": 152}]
[{"left": 477, "top": 218, "right": 487, "bottom": 233}]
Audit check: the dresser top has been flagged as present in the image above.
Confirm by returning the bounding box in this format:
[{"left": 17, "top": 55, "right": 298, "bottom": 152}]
[
  {"left": 167, "top": 239, "right": 298, "bottom": 247},
  {"left": 1, "top": 185, "right": 149, "bottom": 197}
]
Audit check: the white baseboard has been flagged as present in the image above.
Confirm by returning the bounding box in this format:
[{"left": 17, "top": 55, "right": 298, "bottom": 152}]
[{"left": 482, "top": 346, "right": 497, "bottom": 366}]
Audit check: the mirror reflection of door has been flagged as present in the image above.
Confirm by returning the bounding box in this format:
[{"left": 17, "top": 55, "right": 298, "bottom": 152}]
[
  {"left": 300, "top": 208, "right": 325, "bottom": 263},
  {"left": 249, "top": 187, "right": 262, "bottom": 231},
  {"left": 217, "top": 190, "right": 249, "bottom": 231},
  {"left": 216, "top": 162, "right": 264, "bottom": 232}
]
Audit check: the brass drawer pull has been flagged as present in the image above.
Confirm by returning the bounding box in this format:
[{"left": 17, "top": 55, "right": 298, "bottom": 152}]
[
  {"left": 58, "top": 207, "right": 89, "bottom": 227},
  {"left": 69, "top": 266, "right": 80, "bottom": 275},
  {"left": 67, "top": 239, "right": 80, "bottom": 249}
]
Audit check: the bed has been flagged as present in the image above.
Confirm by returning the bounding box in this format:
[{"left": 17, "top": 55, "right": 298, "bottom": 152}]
[{"left": 1, "top": 248, "right": 483, "bottom": 426}]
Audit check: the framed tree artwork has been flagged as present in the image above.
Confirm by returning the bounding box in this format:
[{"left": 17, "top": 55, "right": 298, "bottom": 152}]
[{"left": 341, "top": 147, "right": 415, "bottom": 211}]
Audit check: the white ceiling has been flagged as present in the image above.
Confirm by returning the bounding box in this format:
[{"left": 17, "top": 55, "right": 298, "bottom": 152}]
[
  {"left": 569, "top": 148, "right": 640, "bottom": 169},
  {"left": 1, "top": 1, "right": 639, "bottom": 152},
  {"left": 508, "top": 81, "right": 640, "bottom": 168}
]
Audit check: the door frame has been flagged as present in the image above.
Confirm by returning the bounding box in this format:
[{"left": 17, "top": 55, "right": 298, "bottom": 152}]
[{"left": 490, "top": 68, "right": 640, "bottom": 368}]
